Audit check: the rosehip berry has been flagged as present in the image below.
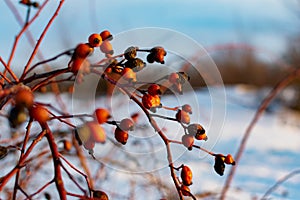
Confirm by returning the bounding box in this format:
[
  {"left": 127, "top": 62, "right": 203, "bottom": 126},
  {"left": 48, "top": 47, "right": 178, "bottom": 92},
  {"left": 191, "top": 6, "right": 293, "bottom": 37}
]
[
  {"left": 87, "top": 121, "right": 106, "bottom": 143},
  {"left": 74, "top": 43, "right": 93, "bottom": 58},
  {"left": 114, "top": 127, "right": 129, "bottom": 145},
  {"left": 29, "top": 105, "right": 49, "bottom": 124},
  {"left": 181, "top": 134, "right": 194, "bottom": 150},
  {"left": 124, "top": 58, "right": 146, "bottom": 72},
  {"left": 88, "top": 33, "right": 102, "bottom": 47},
  {"left": 93, "top": 190, "right": 109, "bottom": 200},
  {"left": 124, "top": 46, "right": 137, "bottom": 60},
  {"left": 69, "top": 58, "right": 90, "bottom": 74},
  {"left": 100, "top": 30, "right": 113, "bottom": 41},
  {"left": 63, "top": 140, "right": 72, "bottom": 151},
  {"left": 121, "top": 68, "right": 137, "bottom": 82},
  {"left": 146, "top": 53, "right": 155, "bottom": 63},
  {"left": 142, "top": 94, "right": 161, "bottom": 109},
  {"left": 148, "top": 84, "right": 161, "bottom": 96},
  {"left": 8, "top": 106, "right": 27, "bottom": 128},
  {"left": 182, "top": 104, "right": 192, "bottom": 114},
  {"left": 94, "top": 108, "right": 111, "bottom": 124},
  {"left": 224, "top": 154, "right": 236, "bottom": 165},
  {"left": 214, "top": 154, "right": 225, "bottom": 176},
  {"left": 119, "top": 118, "right": 134, "bottom": 131},
  {"left": 100, "top": 41, "right": 114, "bottom": 55},
  {"left": 175, "top": 110, "right": 190, "bottom": 124},
  {"left": 180, "top": 185, "right": 191, "bottom": 197},
  {"left": 15, "top": 88, "right": 34, "bottom": 108},
  {"left": 181, "top": 165, "right": 193, "bottom": 186},
  {"left": 150, "top": 46, "right": 167, "bottom": 64}
]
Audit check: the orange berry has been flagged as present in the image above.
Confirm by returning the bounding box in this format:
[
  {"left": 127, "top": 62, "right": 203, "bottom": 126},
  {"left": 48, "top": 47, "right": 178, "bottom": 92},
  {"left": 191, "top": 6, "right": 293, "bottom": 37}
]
[
  {"left": 121, "top": 68, "right": 136, "bottom": 82},
  {"left": 100, "top": 41, "right": 114, "bottom": 55},
  {"left": 94, "top": 108, "right": 111, "bottom": 124},
  {"left": 114, "top": 127, "right": 128, "bottom": 145},
  {"left": 74, "top": 43, "right": 93, "bottom": 58},
  {"left": 88, "top": 33, "right": 102, "bottom": 47},
  {"left": 180, "top": 185, "right": 191, "bottom": 197},
  {"left": 87, "top": 121, "right": 106, "bottom": 143},
  {"left": 15, "top": 88, "right": 34, "bottom": 108},
  {"left": 119, "top": 118, "right": 134, "bottom": 131},
  {"left": 181, "top": 134, "right": 194, "bottom": 150},
  {"left": 29, "top": 105, "right": 49, "bottom": 124},
  {"left": 70, "top": 58, "right": 90, "bottom": 74},
  {"left": 148, "top": 84, "right": 161, "bottom": 96},
  {"left": 100, "top": 30, "right": 113, "bottom": 41},
  {"left": 150, "top": 46, "right": 167, "bottom": 64},
  {"left": 224, "top": 154, "right": 236, "bottom": 165},
  {"left": 93, "top": 190, "right": 109, "bottom": 200},
  {"left": 142, "top": 94, "right": 161, "bottom": 109},
  {"left": 175, "top": 110, "right": 190, "bottom": 124},
  {"left": 181, "top": 165, "right": 193, "bottom": 186},
  {"left": 182, "top": 104, "right": 192, "bottom": 114},
  {"left": 63, "top": 140, "right": 72, "bottom": 151}
]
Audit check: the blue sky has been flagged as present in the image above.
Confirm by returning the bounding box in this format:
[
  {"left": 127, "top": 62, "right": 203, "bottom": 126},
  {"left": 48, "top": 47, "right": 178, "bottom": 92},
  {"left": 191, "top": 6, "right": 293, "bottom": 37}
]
[{"left": 0, "top": 0, "right": 299, "bottom": 68}]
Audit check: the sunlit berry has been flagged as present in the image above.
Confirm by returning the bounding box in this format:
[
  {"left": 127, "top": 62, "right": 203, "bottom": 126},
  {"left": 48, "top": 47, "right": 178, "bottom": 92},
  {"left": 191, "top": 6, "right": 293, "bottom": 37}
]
[
  {"left": 181, "top": 165, "right": 193, "bottom": 186},
  {"left": 74, "top": 43, "right": 93, "bottom": 58},
  {"left": 29, "top": 105, "right": 49, "bottom": 124},
  {"left": 93, "top": 190, "right": 109, "bottom": 200},
  {"left": 63, "top": 140, "right": 72, "bottom": 151},
  {"left": 94, "top": 108, "right": 111, "bottom": 124},
  {"left": 181, "top": 134, "right": 194, "bottom": 150},
  {"left": 100, "top": 41, "right": 114, "bottom": 55},
  {"left": 175, "top": 110, "right": 190, "bottom": 124},
  {"left": 15, "top": 88, "right": 34, "bottom": 108},
  {"left": 124, "top": 46, "right": 137, "bottom": 60},
  {"left": 119, "top": 118, "right": 134, "bottom": 131},
  {"left": 114, "top": 127, "right": 129, "bottom": 145},
  {"left": 224, "top": 154, "right": 236, "bottom": 165},
  {"left": 182, "top": 104, "right": 192, "bottom": 114},
  {"left": 148, "top": 84, "right": 161, "bottom": 96},
  {"left": 8, "top": 106, "right": 27, "bottom": 128},
  {"left": 180, "top": 185, "right": 191, "bottom": 197},
  {"left": 100, "top": 30, "right": 113, "bottom": 41},
  {"left": 88, "top": 33, "right": 102, "bottom": 47},
  {"left": 121, "top": 68, "right": 136, "bottom": 82},
  {"left": 142, "top": 94, "right": 161, "bottom": 109}
]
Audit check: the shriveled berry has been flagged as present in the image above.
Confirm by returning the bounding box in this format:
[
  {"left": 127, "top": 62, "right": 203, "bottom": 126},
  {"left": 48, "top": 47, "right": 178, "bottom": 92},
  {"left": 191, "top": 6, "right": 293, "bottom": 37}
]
[
  {"left": 119, "top": 118, "right": 134, "bottom": 131},
  {"left": 148, "top": 84, "right": 161, "bottom": 96},
  {"left": 0, "top": 146, "right": 8, "bottom": 160},
  {"left": 124, "top": 58, "right": 146, "bottom": 72},
  {"left": 15, "top": 88, "right": 34, "bottom": 108},
  {"left": 175, "top": 110, "right": 190, "bottom": 124},
  {"left": 94, "top": 108, "right": 111, "bottom": 124},
  {"left": 182, "top": 104, "right": 192, "bottom": 114},
  {"left": 114, "top": 127, "right": 129, "bottom": 145},
  {"left": 100, "top": 30, "right": 113, "bottom": 41},
  {"left": 150, "top": 46, "right": 167, "bottom": 64},
  {"left": 181, "top": 134, "right": 194, "bottom": 150},
  {"left": 146, "top": 53, "right": 155, "bottom": 63},
  {"left": 214, "top": 154, "right": 225, "bottom": 176},
  {"left": 181, "top": 165, "right": 193, "bottom": 186},
  {"left": 88, "top": 33, "right": 102, "bottom": 47},
  {"left": 124, "top": 46, "right": 137, "bottom": 60}
]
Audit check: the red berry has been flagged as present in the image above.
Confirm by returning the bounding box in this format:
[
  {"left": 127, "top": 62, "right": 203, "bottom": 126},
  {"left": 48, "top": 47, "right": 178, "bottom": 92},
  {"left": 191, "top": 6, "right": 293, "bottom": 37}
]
[
  {"left": 114, "top": 127, "right": 128, "bottom": 145},
  {"left": 93, "top": 190, "right": 109, "bottom": 200},
  {"left": 148, "top": 84, "right": 161, "bottom": 96},
  {"left": 181, "top": 165, "right": 193, "bottom": 186},
  {"left": 224, "top": 154, "right": 235, "bottom": 165},
  {"left": 181, "top": 134, "right": 194, "bottom": 150},
  {"left": 180, "top": 185, "right": 191, "bottom": 197},
  {"left": 69, "top": 58, "right": 90, "bottom": 74},
  {"left": 74, "top": 43, "right": 93, "bottom": 58},
  {"left": 100, "top": 30, "right": 113, "bottom": 41},
  {"left": 29, "top": 105, "right": 49, "bottom": 124},
  {"left": 94, "top": 108, "right": 111, "bottom": 124},
  {"left": 88, "top": 33, "right": 102, "bottom": 47},
  {"left": 142, "top": 94, "right": 161, "bottom": 109},
  {"left": 63, "top": 140, "right": 72, "bottom": 151}
]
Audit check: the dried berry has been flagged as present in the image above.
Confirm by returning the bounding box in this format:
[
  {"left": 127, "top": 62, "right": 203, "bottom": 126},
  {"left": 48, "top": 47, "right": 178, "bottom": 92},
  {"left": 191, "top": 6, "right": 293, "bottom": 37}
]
[
  {"left": 94, "top": 108, "right": 111, "bottom": 124},
  {"left": 187, "top": 123, "right": 207, "bottom": 140},
  {"left": 214, "top": 154, "right": 225, "bottom": 176},
  {"left": 181, "top": 134, "right": 194, "bottom": 150},
  {"left": 124, "top": 46, "right": 137, "bottom": 60},
  {"left": 181, "top": 165, "right": 193, "bottom": 186},
  {"left": 175, "top": 110, "right": 190, "bottom": 124},
  {"left": 180, "top": 184, "right": 191, "bottom": 197},
  {"left": 148, "top": 84, "right": 161, "bottom": 96},
  {"left": 124, "top": 58, "right": 146, "bottom": 72},
  {"left": 142, "top": 94, "right": 161, "bottom": 109},
  {"left": 119, "top": 118, "right": 134, "bottom": 131},
  {"left": 93, "top": 190, "right": 109, "bottom": 200},
  {"left": 224, "top": 154, "right": 236, "bottom": 165}
]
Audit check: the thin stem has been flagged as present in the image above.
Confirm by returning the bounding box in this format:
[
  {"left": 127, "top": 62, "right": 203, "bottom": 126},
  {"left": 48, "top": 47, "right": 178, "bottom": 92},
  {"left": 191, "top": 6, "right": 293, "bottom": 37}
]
[
  {"left": 26, "top": 179, "right": 54, "bottom": 200},
  {"left": 21, "top": 0, "right": 66, "bottom": 80},
  {"left": 0, "top": 56, "right": 18, "bottom": 82}
]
